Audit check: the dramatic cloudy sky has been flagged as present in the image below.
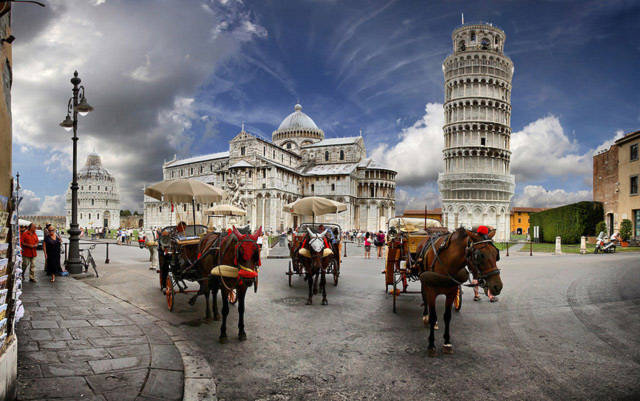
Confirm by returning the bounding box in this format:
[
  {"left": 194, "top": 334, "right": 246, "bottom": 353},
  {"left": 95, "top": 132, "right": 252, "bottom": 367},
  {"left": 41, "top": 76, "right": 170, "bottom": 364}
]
[{"left": 11, "top": 0, "right": 640, "bottom": 215}]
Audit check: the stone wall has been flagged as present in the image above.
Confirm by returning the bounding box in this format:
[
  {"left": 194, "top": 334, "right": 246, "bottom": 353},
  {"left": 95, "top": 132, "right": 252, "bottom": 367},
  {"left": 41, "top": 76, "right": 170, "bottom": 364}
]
[
  {"left": 20, "top": 216, "right": 66, "bottom": 229},
  {"left": 593, "top": 145, "right": 619, "bottom": 233}
]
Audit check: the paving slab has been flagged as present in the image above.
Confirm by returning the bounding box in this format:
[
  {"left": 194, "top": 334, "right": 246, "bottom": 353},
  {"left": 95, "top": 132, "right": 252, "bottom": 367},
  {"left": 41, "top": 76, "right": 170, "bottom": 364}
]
[{"left": 17, "top": 274, "right": 188, "bottom": 401}]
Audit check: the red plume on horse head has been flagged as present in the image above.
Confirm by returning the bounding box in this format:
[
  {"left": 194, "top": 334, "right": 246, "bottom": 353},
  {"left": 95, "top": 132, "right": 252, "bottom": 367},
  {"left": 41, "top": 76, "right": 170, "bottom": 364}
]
[
  {"left": 232, "top": 225, "right": 245, "bottom": 240},
  {"left": 250, "top": 226, "right": 263, "bottom": 241}
]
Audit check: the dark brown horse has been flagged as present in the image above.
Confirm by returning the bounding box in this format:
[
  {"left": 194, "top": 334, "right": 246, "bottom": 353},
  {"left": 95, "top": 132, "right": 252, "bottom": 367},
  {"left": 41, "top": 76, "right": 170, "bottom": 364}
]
[
  {"left": 416, "top": 226, "right": 503, "bottom": 356},
  {"left": 298, "top": 227, "right": 333, "bottom": 305},
  {"left": 208, "top": 226, "right": 262, "bottom": 343}
]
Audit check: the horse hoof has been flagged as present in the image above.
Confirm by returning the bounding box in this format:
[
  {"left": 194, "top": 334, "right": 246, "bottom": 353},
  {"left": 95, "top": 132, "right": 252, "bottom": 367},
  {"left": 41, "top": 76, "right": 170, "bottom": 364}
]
[
  {"left": 238, "top": 333, "right": 247, "bottom": 341},
  {"left": 434, "top": 323, "right": 439, "bottom": 330},
  {"left": 442, "top": 344, "right": 454, "bottom": 354},
  {"left": 422, "top": 315, "right": 429, "bottom": 327},
  {"left": 219, "top": 336, "right": 228, "bottom": 344},
  {"left": 322, "top": 299, "right": 328, "bottom": 305},
  {"left": 306, "top": 299, "right": 312, "bottom": 305},
  {"left": 428, "top": 348, "right": 437, "bottom": 358}
]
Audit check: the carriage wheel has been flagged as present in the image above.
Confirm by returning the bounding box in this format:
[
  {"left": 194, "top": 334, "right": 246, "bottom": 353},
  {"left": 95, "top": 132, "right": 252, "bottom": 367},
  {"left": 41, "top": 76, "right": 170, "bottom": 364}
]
[
  {"left": 288, "top": 262, "right": 293, "bottom": 287},
  {"left": 454, "top": 285, "right": 462, "bottom": 312},
  {"left": 166, "top": 276, "right": 175, "bottom": 312},
  {"left": 228, "top": 289, "right": 237, "bottom": 304}
]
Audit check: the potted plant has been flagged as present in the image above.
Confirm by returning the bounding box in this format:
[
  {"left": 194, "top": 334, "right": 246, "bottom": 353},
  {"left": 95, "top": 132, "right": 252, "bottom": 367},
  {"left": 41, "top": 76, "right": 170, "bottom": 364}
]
[{"left": 620, "top": 219, "right": 632, "bottom": 247}]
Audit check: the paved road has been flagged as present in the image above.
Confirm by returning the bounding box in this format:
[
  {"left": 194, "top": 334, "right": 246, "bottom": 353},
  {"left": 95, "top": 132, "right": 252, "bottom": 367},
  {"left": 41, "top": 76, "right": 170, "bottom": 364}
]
[{"left": 82, "top": 244, "right": 640, "bottom": 400}]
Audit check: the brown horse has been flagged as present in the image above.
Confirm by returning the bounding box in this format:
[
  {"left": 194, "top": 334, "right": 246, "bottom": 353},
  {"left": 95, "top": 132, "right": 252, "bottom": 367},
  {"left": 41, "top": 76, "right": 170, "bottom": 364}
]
[
  {"left": 209, "top": 226, "right": 262, "bottom": 343},
  {"left": 298, "top": 227, "right": 333, "bottom": 305},
  {"left": 416, "top": 226, "right": 503, "bottom": 356}
]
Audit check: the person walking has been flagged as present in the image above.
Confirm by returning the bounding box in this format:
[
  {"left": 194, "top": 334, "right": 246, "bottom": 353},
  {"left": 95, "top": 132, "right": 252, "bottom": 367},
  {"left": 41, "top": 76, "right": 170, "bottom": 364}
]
[
  {"left": 146, "top": 228, "right": 159, "bottom": 271},
  {"left": 43, "top": 226, "right": 63, "bottom": 282},
  {"left": 364, "top": 232, "right": 371, "bottom": 259},
  {"left": 20, "top": 223, "right": 39, "bottom": 282}
]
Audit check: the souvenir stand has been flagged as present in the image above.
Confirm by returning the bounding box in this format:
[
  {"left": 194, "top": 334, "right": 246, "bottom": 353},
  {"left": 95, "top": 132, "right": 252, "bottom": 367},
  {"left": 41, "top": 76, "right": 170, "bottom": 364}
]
[{"left": 0, "top": 178, "right": 24, "bottom": 373}]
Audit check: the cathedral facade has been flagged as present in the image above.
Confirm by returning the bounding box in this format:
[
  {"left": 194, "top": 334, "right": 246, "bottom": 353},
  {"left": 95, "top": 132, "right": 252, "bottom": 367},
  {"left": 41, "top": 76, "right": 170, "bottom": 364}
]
[{"left": 144, "top": 104, "right": 396, "bottom": 232}]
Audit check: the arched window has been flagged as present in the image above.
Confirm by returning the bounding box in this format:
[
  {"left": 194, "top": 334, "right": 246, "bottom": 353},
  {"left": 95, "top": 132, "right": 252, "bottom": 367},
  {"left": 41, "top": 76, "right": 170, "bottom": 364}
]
[
  {"left": 97, "top": 213, "right": 100, "bottom": 219},
  {"left": 459, "top": 40, "right": 465, "bottom": 51},
  {"left": 340, "top": 150, "right": 344, "bottom": 160},
  {"left": 80, "top": 213, "right": 82, "bottom": 219},
  {"left": 159, "top": 206, "right": 162, "bottom": 213},
  {"left": 91, "top": 199, "right": 94, "bottom": 206},
  {"left": 286, "top": 143, "right": 291, "bottom": 149},
  {"left": 325, "top": 151, "right": 329, "bottom": 161},
  {"left": 470, "top": 32, "right": 476, "bottom": 42},
  {"left": 89, "top": 213, "right": 91, "bottom": 220},
  {"left": 481, "top": 38, "right": 490, "bottom": 50}
]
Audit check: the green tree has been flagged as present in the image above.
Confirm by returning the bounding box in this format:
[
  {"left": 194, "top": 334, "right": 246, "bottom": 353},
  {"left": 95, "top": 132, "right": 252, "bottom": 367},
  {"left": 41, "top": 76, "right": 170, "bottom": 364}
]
[
  {"left": 595, "top": 221, "right": 607, "bottom": 235},
  {"left": 120, "top": 210, "right": 132, "bottom": 217},
  {"left": 620, "top": 219, "right": 632, "bottom": 241}
]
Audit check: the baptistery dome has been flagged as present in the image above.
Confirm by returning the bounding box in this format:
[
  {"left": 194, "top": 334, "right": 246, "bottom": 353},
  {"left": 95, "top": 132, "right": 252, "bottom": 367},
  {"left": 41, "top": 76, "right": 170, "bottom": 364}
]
[
  {"left": 272, "top": 104, "right": 324, "bottom": 151},
  {"left": 65, "top": 152, "right": 121, "bottom": 230}
]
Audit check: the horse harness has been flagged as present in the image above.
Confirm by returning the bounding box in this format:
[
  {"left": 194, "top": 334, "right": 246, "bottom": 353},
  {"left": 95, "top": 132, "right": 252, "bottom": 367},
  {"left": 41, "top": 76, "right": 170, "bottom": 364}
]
[
  {"left": 418, "top": 232, "right": 500, "bottom": 287},
  {"left": 465, "top": 238, "right": 501, "bottom": 286}
]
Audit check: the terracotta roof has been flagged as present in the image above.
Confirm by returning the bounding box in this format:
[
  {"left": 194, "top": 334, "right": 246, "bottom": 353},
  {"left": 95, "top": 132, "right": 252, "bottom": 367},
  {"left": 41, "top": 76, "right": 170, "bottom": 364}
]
[
  {"left": 402, "top": 208, "right": 442, "bottom": 215},
  {"left": 614, "top": 130, "right": 640, "bottom": 146},
  {"left": 511, "top": 207, "right": 548, "bottom": 213}
]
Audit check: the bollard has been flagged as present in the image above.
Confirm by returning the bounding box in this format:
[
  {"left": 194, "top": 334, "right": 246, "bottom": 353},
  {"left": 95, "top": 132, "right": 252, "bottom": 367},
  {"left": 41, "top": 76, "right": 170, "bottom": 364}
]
[
  {"left": 530, "top": 241, "right": 532, "bottom": 256},
  {"left": 105, "top": 243, "right": 110, "bottom": 264},
  {"left": 64, "top": 243, "right": 68, "bottom": 266},
  {"left": 506, "top": 241, "right": 509, "bottom": 257},
  {"left": 344, "top": 241, "right": 348, "bottom": 258},
  {"left": 580, "top": 236, "right": 587, "bottom": 254},
  {"left": 554, "top": 236, "right": 562, "bottom": 255}
]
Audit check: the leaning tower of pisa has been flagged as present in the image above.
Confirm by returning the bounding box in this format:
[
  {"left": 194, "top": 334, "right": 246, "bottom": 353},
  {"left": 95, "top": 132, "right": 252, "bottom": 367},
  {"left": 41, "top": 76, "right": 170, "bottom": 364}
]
[{"left": 437, "top": 23, "right": 515, "bottom": 241}]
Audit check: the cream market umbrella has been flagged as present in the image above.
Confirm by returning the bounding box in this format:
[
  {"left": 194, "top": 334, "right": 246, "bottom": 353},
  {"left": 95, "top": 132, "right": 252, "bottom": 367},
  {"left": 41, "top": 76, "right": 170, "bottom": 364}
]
[
  {"left": 144, "top": 179, "right": 225, "bottom": 226},
  {"left": 204, "top": 204, "right": 247, "bottom": 216},
  {"left": 284, "top": 196, "right": 347, "bottom": 223},
  {"left": 204, "top": 204, "right": 247, "bottom": 229}
]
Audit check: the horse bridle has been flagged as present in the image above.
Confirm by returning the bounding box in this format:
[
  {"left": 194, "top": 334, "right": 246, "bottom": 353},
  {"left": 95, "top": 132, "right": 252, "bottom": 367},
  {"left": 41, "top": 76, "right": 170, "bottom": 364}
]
[{"left": 466, "top": 239, "right": 501, "bottom": 287}]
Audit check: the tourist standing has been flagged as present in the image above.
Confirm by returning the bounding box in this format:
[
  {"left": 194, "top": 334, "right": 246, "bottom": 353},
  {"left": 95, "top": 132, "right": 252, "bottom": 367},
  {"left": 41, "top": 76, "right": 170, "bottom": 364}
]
[
  {"left": 375, "top": 230, "right": 385, "bottom": 259},
  {"left": 20, "top": 223, "right": 39, "bottom": 282},
  {"left": 364, "top": 232, "right": 371, "bottom": 259},
  {"left": 43, "top": 226, "right": 63, "bottom": 282}
]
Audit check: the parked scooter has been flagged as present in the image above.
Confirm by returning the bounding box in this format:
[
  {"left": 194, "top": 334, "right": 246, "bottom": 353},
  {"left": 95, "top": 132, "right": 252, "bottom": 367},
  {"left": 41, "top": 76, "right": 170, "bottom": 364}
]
[{"left": 594, "top": 231, "right": 617, "bottom": 254}]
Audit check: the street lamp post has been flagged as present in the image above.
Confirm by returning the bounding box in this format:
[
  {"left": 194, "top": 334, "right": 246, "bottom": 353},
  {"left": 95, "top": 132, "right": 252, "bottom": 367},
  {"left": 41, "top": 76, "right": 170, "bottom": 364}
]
[{"left": 60, "top": 71, "right": 93, "bottom": 274}]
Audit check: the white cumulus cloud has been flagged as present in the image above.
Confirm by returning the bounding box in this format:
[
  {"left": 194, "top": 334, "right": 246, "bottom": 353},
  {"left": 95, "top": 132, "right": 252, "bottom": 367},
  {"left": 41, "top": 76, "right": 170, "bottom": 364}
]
[
  {"left": 371, "top": 103, "right": 444, "bottom": 187},
  {"left": 513, "top": 185, "right": 592, "bottom": 208}
]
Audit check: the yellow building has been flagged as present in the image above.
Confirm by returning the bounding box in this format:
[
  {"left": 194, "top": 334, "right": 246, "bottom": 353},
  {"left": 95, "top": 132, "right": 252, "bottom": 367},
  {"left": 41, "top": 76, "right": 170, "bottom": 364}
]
[{"left": 510, "top": 207, "right": 547, "bottom": 235}]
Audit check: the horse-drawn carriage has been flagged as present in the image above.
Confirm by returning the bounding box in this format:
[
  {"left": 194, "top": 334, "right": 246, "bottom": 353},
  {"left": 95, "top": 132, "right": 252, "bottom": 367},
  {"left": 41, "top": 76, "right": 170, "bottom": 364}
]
[
  {"left": 384, "top": 217, "right": 461, "bottom": 313},
  {"left": 287, "top": 223, "right": 341, "bottom": 287},
  {"left": 284, "top": 196, "right": 347, "bottom": 305},
  {"left": 156, "top": 223, "right": 212, "bottom": 310},
  {"left": 145, "top": 178, "right": 262, "bottom": 343}
]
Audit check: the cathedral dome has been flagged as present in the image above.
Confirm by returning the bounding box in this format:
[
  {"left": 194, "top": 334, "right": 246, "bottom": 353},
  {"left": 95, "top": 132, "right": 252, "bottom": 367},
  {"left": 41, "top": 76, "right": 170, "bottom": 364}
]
[
  {"left": 272, "top": 104, "right": 324, "bottom": 147},
  {"left": 277, "top": 104, "right": 319, "bottom": 131}
]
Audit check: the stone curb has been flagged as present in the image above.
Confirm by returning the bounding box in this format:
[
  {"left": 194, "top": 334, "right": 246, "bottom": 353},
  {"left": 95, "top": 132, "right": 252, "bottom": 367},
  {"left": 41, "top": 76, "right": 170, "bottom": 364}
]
[
  {"left": 156, "top": 321, "right": 217, "bottom": 401},
  {"left": 71, "top": 278, "right": 217, "bottom": 401}
]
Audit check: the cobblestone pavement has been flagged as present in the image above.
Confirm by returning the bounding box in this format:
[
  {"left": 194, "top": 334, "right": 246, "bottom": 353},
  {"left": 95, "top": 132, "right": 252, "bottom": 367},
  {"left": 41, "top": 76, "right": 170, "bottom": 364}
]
[
  {"left": 76, "top": 243, "right": 640, "bottom": 400},
  {"left": 16, "top": 267, "right": 184, "bottom": 401}
]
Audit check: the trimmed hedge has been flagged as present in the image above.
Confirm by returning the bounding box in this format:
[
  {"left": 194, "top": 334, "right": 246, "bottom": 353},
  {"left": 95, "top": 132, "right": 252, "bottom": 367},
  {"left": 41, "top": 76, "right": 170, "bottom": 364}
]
[{"left": 529, "top": 201, "right": 603, "bottom": 244}]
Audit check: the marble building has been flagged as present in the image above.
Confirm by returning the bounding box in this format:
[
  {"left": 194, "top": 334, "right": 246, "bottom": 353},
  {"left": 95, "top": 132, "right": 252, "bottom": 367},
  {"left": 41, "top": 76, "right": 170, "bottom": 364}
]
[
  {"left": 144, "top": 104, "right": 396, "bottom": 232},
  {"left": 65, "top": 152, "right": 121, "bottom": 229},
  {"left": 438, "top": 23, "right": 515, "bottom": 240}
]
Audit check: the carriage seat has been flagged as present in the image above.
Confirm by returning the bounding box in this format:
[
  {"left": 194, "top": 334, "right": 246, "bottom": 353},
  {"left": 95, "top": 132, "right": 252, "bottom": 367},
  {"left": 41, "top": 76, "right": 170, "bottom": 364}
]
[{"left": 176, "top": 237, "right": 201, "bottom": 246}]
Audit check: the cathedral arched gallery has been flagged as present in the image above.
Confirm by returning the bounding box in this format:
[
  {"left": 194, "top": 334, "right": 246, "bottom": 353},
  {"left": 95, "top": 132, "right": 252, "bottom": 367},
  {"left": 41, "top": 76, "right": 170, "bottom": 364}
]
[{"left": 144, "top": 104, "right": 397, "bottom": 232}]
